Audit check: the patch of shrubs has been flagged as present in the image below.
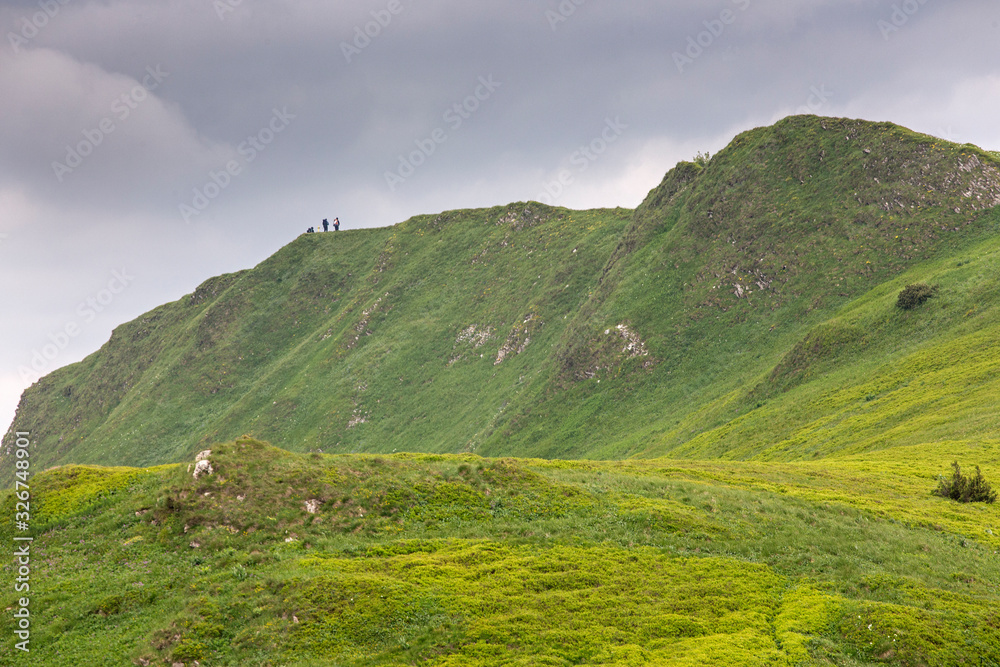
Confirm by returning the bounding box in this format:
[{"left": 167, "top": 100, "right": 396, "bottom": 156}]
[
  {"left": 933, "top": 461, "right": 997, "bottom": 504},
  {"left": 896, "top": 283, "right": 936, "bottom": 310}
]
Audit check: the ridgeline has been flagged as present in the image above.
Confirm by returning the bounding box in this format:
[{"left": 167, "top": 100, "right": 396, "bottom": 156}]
[
  {"left": 6, "top": 115, "right": 1000, "bottom": 474},
  {"left": 2, "top": 116, "right": 999, "bottom": 665}
]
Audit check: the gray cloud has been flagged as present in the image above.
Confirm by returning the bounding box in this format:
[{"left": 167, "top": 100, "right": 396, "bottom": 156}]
[{"left": 2, "top": 0, "right": 999, "bottom": 431}]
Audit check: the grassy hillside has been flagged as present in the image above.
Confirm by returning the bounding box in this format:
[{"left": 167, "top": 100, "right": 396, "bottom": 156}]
[
  {"left": 1, "top": 205, "right": 632, "bottom": 483},
  {"left": 643, "top": 233, "right": 1000, "bottom": 462},
  {"left": 2, "top": 437, "right": 998, "bottom": 665},
  {"left": 4, "top": 114, "right": 1000, "bottom": 665},
  {"left": 514, "top": 116, "right": 1000, "bottom": 460},
  {"left": 4, "top": 116, "right": 1000, "bottom": 482}
]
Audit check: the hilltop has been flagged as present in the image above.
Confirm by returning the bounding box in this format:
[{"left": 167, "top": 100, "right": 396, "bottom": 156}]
[
  {"left": 4, "top": 115, "right": 1000, "bottom": 480},
  {"left": 3, "top": 115, "right": 1000, "bottom": 666}
]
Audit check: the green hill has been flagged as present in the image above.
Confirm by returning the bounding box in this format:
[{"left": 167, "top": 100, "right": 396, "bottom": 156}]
[
  {"left": 2, "top": 437, "right": 998, "bottom": 665},
  {"left": 3, "top": 115, "right": 1000, "bottom": 665},
  {"left": 4, "top": 116, "right": 1000, "bottom": 477}
]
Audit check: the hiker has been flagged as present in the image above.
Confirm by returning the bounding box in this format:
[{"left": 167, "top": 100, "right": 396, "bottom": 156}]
[
  {"left": 306, "top": 226, "right": 315, "bottom": 234},
  {"left": 322, "top": 218, "right": 330, "bottom": 232},
  {"left": 334, "top": 217, "right": 340, "bottom": 231}
]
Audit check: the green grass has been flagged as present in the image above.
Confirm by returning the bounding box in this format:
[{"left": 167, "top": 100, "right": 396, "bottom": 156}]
[
  {"left": 2, "top": 437, "right": 998, "bottom": 665},
  {"left": 5, "top": 116, "right": 1000, "bottom": 479},
  {"left": 3, "top": 115, "right": 1000, "bottom": 664}
]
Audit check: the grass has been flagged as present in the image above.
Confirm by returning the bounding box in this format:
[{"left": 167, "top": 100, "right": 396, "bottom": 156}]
[
  {"left": 6, "top": 118, "right": 1000, "bottom": 479},
  {"left": 2, "top": 437, "right": 999, "bottom": 665},
  {"left": 3, "top": 115, "right": 1000, "bottom": 664}
]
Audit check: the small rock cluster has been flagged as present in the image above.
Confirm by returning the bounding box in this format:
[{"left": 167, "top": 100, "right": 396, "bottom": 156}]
[{"left": 190, "top": 450, "right": 213, "bottom": 479}]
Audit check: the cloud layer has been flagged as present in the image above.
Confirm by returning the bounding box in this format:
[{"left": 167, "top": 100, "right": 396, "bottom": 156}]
[{"left": 2, "top": 0, "right": 999, "bottom": 431}]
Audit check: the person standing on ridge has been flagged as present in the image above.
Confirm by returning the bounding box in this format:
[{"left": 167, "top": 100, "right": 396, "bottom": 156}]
[
  {"left": 334, "top": 217, "right": 340, "bottom": 231},
  {"left": 322, "top": 218, "right": 330, "bottom": 232}
]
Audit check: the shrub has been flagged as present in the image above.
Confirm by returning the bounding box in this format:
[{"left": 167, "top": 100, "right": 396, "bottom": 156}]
[
  {"left": 896, "top": 283, "right": 936, "bottom": 310},
  {"left": 933, "top": 462, "right": 997, "bottom": 504}
]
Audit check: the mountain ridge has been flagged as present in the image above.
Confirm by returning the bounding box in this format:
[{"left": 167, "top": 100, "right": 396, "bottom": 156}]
[
  {"left": 3, "top": 114, "right": 1000, "bottom": 666},
  {"left": 4, "top": 115, "right": 1000, "bottom": 484}
]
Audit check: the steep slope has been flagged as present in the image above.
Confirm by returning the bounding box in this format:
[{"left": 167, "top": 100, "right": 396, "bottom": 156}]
[
  {"left": 516, "top": 115, "right": 1000, "bottom": 460},
  {"left": 2, "top": 206, "right": 632, "bottom": 481},
  {"left": 4, "top": 115, "right": 1000, "bottom": 482}
]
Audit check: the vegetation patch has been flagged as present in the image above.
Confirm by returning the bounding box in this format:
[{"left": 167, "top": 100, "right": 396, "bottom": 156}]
[
  {"left": 933, "top": 461, "right": 997, "bottom": 504},
  {"left": 755, "top": 320, "right": 865, "bottom": 397},
  {"left": 34, "top": 465, "right": 149, "bottom": 526},
  {"left": 896, "top": 282, "right": 937, "bottom": 310}
]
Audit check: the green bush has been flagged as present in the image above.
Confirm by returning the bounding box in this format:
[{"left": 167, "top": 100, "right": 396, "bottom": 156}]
[
  {"left": 897, "top": 283, "right": 936, "bottom": 310},
  {"left": 933, "top": 461, "right": 997, "bottom": 504}
]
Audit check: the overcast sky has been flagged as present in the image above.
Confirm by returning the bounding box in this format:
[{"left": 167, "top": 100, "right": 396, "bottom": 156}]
[{"left": 2, "top": 0, "right": 999, "bottom": 434}]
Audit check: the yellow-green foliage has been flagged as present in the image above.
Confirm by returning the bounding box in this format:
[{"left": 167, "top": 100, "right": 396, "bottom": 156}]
[
  {"left": 286, "top": 541, "right": 801, "bottom": 666},
  {"left": 4, "top": 440, "right": 999, "bottom": 666},
  {"left": 611, "top": 440, "right": 1000, "bottom": 550},
  {"left": 773, "top": 586, "right": 839, "bottom": 661},
  {"left": 611, "top": 494, "right": 719, "bottom": 535},
  {"left": 34, "top": 464, "right": 149, "bottom": 525},
  {"left": 628, "top": 229, "right": 1000, "bottom": 465}
]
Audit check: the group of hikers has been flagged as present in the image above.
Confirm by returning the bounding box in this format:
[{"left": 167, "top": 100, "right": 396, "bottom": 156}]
[{"left": 307, "top": 218, "right": 340, "bottom": 234}]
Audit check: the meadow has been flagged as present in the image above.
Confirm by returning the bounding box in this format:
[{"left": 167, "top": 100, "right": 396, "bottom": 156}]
[{"left": 2, "top": 437, "right": 997, "bottom": 665}]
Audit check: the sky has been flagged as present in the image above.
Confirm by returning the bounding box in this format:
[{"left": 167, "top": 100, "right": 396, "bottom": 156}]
[{"left": 2, "top": 0, "right": 1000, "bottom": 435}]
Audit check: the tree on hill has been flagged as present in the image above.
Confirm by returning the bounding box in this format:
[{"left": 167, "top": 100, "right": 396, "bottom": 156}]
[{"left": 933, "top": 461, "right": 997, "bottom": 504}]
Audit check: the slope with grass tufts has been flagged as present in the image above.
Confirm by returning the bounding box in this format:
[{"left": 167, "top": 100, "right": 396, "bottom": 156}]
[{"left": 4, "top": 115, "right": 1000, "bottom": 481}]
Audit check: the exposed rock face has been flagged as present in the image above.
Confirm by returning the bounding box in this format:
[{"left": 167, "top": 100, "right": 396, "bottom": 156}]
[
  {"left": 193, "top": 458, "right": 213, "bottom": 479},
  {"left": 495, "top": 313, "right": 541, "bottom": 365}
]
